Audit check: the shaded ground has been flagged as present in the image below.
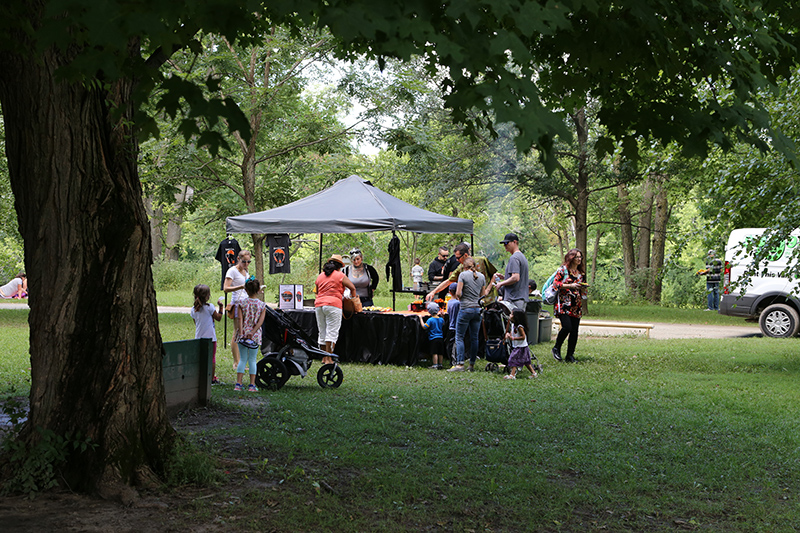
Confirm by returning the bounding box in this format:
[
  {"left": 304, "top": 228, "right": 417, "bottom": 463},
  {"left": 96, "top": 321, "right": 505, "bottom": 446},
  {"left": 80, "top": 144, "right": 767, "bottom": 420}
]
[{"left": 0, "top": 404, "right": 278, "bottom": 533}]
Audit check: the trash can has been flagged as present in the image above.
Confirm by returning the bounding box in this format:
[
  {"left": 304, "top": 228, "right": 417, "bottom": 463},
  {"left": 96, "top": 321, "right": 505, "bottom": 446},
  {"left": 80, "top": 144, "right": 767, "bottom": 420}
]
[
  {"left": 525, "top": 300, "right": 541, "bottom": 345},
  {"left": 538, "top": 316, "right": 553, "bottom": 343}
]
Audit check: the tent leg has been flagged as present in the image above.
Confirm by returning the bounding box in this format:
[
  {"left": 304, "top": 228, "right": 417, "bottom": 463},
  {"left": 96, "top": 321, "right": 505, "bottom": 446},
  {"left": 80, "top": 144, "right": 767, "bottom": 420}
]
[{"left": 318, "top": 233, "right": 324, "bottom": 272}]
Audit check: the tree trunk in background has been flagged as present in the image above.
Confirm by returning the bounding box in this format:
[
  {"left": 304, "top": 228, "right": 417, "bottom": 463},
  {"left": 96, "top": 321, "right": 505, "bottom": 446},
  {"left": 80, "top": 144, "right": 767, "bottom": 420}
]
[
  {"left": 647, "top": 175, "right": 669, "bottom": 303},
  {"left": 0, "top": 36, "right": 174, "bottom": 493},
  {"left": 163, "top": 185, "right": 192, "bottom": 261},
  {"left": 590, "top": 228, "right": 603, "bottom": 285},
  {"left": 144, "top": 196, "right": 164, "bottom": 259},
  {"left": 558, "top": 228, "right": 567, "bottom": 258},
  {"left": 636, "top": 175, "right": 654, "bottom": 270},
  {"left": 165, "top": 219, "right": 181, "bottom": 260},
  {"left": 617, "top": 184, "right": 635, "bottom": 291},
  {"left": 571, "top": 107, "right": 590, "bottom": 257},
  {"left": 252, "top": 234, "right": 266, "bottom": 290}
]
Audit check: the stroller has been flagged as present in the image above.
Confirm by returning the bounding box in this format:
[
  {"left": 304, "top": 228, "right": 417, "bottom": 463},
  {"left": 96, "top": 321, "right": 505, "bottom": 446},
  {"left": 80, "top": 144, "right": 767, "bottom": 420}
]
[
  {"left": 255, "top": 305, "right": 344, "bottom": 390},
  {"left": 480, "top": 300, "right": 541, "bottom": 373}
]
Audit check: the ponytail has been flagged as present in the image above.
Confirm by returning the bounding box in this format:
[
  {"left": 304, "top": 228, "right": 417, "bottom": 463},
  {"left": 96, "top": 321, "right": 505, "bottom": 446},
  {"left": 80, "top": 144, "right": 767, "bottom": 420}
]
[
  {"left": 463, "top": 257, "right": 479, "bottom": 279},
  {"left": 193, "top": 284, "right": 211, "bottom": 311}
]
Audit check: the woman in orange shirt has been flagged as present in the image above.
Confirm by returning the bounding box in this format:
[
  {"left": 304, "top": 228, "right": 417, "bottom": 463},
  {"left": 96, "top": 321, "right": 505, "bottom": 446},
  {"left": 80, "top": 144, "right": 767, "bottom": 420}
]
[{"left": 315, "top": 254, "right": 358, "bottom": 364}]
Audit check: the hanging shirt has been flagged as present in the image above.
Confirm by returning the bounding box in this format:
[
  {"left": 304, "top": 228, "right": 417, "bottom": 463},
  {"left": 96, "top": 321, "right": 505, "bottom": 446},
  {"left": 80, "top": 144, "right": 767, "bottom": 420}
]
[
  {"left": 268, "top": 234, "right": 291, "bottom": 274},
  {"left": 386, "top": 234, "right": 402, "bottom": 291},
  {"left": 215, "top": 238, "right": 241, "bottom": 290}
]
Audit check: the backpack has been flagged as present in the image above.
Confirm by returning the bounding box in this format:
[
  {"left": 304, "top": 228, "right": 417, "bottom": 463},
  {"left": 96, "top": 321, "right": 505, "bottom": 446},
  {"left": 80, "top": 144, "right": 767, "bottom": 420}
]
[{"left": 542, "top": 266, "right": 564, "bottom": 305}]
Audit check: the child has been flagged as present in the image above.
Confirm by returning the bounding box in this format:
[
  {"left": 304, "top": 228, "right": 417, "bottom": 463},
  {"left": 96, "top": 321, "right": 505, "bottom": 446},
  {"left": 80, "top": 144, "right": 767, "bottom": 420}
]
[
  {"left": 419, "top": 302, "right": 445, "bottom": 369},
  {"left": 190, "top": 284, "right": 224, "bottom": 384},
  {"left": 0, "top": 272, "right": 27, "bottom": 299},
  {"left": 504, "top": 309, "right": 538, "bottom": 379},
  {"left": 411, "top": 258, "right": 424, "bottom": 290},
  {"left": 445, "top": 282, "right": 460, "bottom": 366},
  {"left": 235, "top": 277, "right": 267, "bottom": 392}
]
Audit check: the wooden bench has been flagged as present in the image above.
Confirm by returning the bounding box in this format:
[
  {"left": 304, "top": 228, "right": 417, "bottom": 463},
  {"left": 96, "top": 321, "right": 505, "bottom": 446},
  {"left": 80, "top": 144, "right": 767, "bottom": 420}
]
[{"left": 555, "top": 320, "right": 655, "bottom": 338}]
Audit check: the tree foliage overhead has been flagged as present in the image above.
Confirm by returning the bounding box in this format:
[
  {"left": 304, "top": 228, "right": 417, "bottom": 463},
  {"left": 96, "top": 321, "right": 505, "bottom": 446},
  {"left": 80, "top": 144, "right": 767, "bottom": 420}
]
[{"left": 4, "top": 1, "right": 797, "bottom": 160}]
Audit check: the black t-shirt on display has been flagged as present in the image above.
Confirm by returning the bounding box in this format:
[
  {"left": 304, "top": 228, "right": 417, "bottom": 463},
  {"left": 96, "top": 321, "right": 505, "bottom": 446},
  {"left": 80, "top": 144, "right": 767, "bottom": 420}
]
[
  {"left": 268, "top": 234, "right": 291, "bottom": 274},
  {"left": 215, "top": 238, "right": 241, "bottom": 290}
]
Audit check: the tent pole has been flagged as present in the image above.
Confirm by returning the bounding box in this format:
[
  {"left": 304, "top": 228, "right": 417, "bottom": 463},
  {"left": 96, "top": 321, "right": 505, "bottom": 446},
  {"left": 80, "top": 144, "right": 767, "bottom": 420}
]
[
  {"left": 392, "top": 231, "right": 396, "bottom": 311},
  {"left": 470, "top": 234, "right": 474, "bottom": 255},
  {"left": 318, "top": 233, "right": 323, "bottom": 272}
]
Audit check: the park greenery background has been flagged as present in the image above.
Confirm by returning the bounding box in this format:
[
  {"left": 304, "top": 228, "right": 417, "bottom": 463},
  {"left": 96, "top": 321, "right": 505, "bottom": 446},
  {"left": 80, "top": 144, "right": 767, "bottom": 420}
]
[{"left": 2, "top": 2, "right": 800, "bottom": 530}]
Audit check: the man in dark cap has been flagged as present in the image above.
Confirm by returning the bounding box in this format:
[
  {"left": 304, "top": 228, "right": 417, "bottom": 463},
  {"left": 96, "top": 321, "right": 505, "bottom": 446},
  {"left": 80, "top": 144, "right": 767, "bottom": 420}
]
[{"left": 490, "top": 233, "right": 529, "bottom": 311}]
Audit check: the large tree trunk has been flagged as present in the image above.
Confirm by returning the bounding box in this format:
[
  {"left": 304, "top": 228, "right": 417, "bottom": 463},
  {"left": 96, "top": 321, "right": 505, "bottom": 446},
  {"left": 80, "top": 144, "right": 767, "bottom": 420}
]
[
  {"left": 0, "top": 36, "right": 174, "bottom": 494},
  {"left": 617, "top": 184, "right": 635, "bottom": 291}
]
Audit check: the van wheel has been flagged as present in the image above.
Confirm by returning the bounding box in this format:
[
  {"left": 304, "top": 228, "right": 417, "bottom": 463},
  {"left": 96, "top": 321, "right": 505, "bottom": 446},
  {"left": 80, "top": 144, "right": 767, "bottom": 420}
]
[{"left": 759, "top": 304, "right": 800, "bottom": 338}]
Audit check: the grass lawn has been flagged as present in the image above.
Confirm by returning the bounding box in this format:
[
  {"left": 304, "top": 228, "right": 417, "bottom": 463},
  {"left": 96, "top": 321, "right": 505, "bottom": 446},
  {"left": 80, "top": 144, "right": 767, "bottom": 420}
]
[
  {"left": 2, "top": 308, "right": 798, "bottom": 531},
  {"left": 183, "top": 335, "right": 800, "bottom": 532}
]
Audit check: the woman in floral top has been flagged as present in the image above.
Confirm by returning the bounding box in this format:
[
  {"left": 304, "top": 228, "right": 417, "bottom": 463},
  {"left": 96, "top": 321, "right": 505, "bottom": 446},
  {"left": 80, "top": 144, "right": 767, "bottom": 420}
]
[{"left": 551, "top": 248, "right": 587, "bottom": 363}]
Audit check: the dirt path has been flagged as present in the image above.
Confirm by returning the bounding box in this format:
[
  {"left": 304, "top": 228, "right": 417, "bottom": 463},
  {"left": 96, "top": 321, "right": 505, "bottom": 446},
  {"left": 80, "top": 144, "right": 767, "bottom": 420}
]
[{"left": 575, "top": 321, "right": 762, "bottom": 340}]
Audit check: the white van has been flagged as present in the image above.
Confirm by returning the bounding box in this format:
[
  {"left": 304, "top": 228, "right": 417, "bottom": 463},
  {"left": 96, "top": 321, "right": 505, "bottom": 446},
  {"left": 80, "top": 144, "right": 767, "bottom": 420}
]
[{"left": 720, "top": 228, "right": 800, "bottom": 337}]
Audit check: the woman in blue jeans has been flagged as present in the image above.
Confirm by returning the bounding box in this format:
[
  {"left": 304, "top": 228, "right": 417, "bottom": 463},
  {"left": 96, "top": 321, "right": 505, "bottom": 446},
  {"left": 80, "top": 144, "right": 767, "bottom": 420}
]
[{"left": 449, "top": 258, "right": 490, "bottom": 372}]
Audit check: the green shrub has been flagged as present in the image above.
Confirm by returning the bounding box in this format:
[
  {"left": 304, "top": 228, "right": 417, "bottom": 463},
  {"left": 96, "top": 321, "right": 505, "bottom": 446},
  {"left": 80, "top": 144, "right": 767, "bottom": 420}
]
[
  {"left": 152, "top": 258, "right": 218, "bottom": 292},
  {"left": 0, "top": 236, "right": 24, "bottom": 284}
]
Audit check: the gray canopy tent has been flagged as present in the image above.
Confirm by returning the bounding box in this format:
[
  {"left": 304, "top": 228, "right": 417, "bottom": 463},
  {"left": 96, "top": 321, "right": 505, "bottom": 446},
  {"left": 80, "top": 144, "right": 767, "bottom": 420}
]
[{"left": 226, "top": 175, "right": 473, "bottom": 308}]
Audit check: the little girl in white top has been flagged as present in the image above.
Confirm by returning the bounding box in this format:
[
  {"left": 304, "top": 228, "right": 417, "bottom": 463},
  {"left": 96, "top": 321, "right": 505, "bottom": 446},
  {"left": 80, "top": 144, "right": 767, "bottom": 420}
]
[
  {"left": 504, "top": 309, "right": 538, "bottom": 379},
  {"left": 190, "top": 284, "right": 224, "bottom": 384}
]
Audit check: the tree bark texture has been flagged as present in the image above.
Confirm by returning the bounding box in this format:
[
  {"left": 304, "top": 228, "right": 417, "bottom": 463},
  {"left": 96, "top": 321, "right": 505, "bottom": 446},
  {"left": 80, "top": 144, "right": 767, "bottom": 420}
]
[
  {"left": 570, "top": 107, "right": 589, "bottom": 257},
  {"left": 617, "top": 184, "right": 636, "bottom": 291},
  {"left": 0, "top": 29, "right": 175, "bottom": 493},
  {"left": 144, "top": 196, "right": 165, "bottom": 260},
  {"left": 636, "top": 175, "right": 654, "bottom": 270},
  {"left": 647, "top": 175, "right": 669, "bottom": 303}
]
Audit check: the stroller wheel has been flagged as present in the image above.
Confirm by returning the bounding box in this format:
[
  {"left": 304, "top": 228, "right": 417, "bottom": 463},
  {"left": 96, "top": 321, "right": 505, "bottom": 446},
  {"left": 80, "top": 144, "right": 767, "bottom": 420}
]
[
  {"left": 317, "top": 363, "right": 344, "bottom": 388},
  {"left": 485, "top": 362, "right": 497, "bottom": 372},
  {"left": 255, "top": 357, "right": 288, "bottom": 391}
]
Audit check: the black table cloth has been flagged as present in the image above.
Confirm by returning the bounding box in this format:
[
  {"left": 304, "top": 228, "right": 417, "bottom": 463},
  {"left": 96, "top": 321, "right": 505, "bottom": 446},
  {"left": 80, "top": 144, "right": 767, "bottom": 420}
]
[{"left": 264, "top": 309, "right": 449, "bottom": 366}]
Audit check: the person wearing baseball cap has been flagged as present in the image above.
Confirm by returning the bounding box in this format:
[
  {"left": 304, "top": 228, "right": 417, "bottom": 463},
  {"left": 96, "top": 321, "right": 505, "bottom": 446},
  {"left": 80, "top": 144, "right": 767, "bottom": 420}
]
[
  {"left": 490, "top": 233, "right": 529, "bottom": 311},
  {"left": 419, "top": 301, "right": 445, "bottom": 369}
]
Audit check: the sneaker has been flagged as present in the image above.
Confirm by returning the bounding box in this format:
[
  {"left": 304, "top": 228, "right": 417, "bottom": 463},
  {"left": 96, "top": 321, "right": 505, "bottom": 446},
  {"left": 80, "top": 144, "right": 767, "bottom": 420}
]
[
  {"left": 466, "top": 365, "right": 474, "bottom": 372},
  {"left": 234, "top": 383, "right": 243, "bottom": 391},
  {"left": 248, "top": 384, "right": 258, "bottom": 392},
  {"left": 211, "top": 377, "right": 220, "bottom": 385},
  {"left": 447, "top": 365, "right": 464, "bottom": 372},
  {"left": 552, "top": 347, "right": 562, "bottom": 361},
  {"left": 565, "top": 355, "right": 576, "bottom": 363},
  {"left": 504, "top": 374, "right": 516, "bottom": 380}
]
